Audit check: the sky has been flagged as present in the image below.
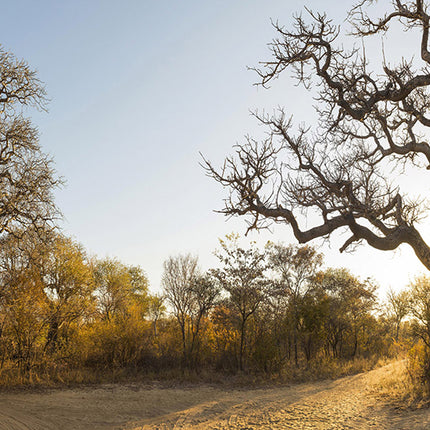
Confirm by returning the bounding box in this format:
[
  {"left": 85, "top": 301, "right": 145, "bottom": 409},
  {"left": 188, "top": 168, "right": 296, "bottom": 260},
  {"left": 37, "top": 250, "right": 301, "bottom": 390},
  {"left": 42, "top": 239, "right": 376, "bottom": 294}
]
[{"left": 3, "top": 0, "right": 430, "bottom": 294}]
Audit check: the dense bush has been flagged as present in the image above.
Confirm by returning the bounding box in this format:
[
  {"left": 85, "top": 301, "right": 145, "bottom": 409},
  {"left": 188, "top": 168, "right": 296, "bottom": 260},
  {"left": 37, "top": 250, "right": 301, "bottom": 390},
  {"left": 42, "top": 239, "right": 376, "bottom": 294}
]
[{"left": 0, "top": 232, "right": 421, "bottom": 387}]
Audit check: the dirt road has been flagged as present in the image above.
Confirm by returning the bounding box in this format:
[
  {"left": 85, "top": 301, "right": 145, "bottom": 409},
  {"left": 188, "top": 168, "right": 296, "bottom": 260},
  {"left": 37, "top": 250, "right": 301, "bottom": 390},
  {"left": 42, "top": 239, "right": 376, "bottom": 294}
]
[{"left": 0, "top": 362, "right": 428, "bottom": 429}]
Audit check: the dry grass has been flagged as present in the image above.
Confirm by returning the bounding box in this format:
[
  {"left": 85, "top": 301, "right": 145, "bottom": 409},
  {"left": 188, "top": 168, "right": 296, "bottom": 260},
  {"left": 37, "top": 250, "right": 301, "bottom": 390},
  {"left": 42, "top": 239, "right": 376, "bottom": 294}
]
[
  {"left": 369, "top": 358, "right": 430, "bottom": 410},
  {"left": 2, "top": 360, "right": 425, "bottom": 430},
  {"left": 0, "top": 355, "right": 392, "bottom": 392}
]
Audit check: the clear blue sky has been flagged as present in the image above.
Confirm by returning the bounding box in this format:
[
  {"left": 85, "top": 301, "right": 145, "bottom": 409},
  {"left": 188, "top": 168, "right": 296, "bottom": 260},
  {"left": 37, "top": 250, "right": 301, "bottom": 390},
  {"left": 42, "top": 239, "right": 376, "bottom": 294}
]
[{"left": 3, "top": 0, "right": 428, "bottom": 293}]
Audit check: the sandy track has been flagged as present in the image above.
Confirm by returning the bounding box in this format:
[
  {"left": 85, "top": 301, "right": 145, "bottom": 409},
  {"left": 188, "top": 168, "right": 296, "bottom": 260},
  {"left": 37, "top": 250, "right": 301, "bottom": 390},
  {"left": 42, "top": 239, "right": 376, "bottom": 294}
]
[{"left": 0, "top": 363, "right": 428, "bottom": 429}]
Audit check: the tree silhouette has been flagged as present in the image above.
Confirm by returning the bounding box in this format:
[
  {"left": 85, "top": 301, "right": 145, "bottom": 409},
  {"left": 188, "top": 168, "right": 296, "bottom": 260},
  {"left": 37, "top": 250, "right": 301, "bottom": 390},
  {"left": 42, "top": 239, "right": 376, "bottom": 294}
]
[{"left": 204, "top": 1, "right": 430, "bottom": 269}]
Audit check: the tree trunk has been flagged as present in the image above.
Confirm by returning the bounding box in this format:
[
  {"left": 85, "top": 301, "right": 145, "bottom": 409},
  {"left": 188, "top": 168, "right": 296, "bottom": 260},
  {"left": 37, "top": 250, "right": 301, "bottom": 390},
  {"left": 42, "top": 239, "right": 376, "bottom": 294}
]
[{"left": 239, "top": 317, "right": 246, "bottom": 371}]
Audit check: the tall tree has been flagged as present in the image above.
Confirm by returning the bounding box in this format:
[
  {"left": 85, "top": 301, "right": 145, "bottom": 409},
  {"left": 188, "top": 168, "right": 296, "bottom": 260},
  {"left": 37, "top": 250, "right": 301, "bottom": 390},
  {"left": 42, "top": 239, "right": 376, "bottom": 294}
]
[
  {"left": 0, "top": 231, "right": 48, "bottom": 369},
  {"left": 161, "top": 255, "right": 219, "bottom": 367},
  {"left": 316, "top": 268, "right": 376, "bottom": 358},
  {"left": 267, "top": 243, "right": 323, "bottom": 365},
  {"left": 0, "top": 48, "right": 61, "bottom": 236},
  {"left": 386, "top": 287, "right": 410, "bottom": 341},
  {"left": 188, "top": 273, "right": 220, "bottom": 367},
  {"left": 409, "top": 275, "right": 430, "bottom": 347},
  {"left": 212, "top": 235, "right": 268, "bottom": 371},
  {"left": 204, "top": 1, "right": 430, "bottom": 270},
  {"left": 43, "top": 235, "right": 95, "bottom": 351},
  {"left": 161, "top": 254, "right": 199, "bottom": 366},
  {"left": 93, "top": 258, "right": 146, "bottom": 321},
  {"left": 147, "top": 293, "right": 165, "bottom": 337}
]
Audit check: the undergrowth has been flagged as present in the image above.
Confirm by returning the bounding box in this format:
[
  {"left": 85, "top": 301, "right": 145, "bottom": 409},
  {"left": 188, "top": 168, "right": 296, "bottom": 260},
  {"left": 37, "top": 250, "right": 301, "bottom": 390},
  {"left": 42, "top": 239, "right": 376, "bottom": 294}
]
[{"left": 0, "top": 355, "right": 390, "bottom": 391}]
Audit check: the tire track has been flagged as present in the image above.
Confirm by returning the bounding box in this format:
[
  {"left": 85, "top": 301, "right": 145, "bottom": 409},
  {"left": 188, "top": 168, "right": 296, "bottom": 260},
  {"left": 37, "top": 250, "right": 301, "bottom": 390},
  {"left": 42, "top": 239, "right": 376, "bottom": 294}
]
[{"left": 0, "top": 363, "right": 428, "bottom": 429}]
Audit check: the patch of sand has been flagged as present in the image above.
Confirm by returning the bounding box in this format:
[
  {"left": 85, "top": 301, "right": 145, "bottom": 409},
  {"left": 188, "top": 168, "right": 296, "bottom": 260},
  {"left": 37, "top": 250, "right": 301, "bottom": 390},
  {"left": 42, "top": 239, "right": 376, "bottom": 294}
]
[{"left": 0, "top": 362, "right": 428, "bottom": 429}]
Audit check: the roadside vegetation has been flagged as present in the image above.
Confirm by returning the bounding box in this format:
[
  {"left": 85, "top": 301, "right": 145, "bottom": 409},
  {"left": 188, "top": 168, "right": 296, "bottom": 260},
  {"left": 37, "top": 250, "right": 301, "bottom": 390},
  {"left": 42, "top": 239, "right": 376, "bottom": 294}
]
[
  {"left": 1, "top": 0, "right": 430, "bottom": 413},
  {"left": 0, "top": 229, "right": 426, "bottom": 399}
]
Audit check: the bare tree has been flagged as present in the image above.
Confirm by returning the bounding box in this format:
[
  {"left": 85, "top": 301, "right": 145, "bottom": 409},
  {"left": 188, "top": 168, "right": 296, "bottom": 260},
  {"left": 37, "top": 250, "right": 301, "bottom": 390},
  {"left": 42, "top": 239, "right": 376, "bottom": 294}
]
[
  {"left": 188, "top": 274, "right": 220, "bottom": 367},
  {"left": 386, "top": 287, "right": 410, "bottom": 341},
  {"left": 203, "top": 1, "right": 430, "bottom": 270},
  {"left": 162, "top": 255, "right": 219, "bottom": 368},
  {"left": 161, "top": 254, "right": 198, "bottom": 366},
  {"left": 148, "top": 293, "right": 165, "bottom": 337},
  {"left": 0, "top": 48, "right": 61, "bottom": 236}
]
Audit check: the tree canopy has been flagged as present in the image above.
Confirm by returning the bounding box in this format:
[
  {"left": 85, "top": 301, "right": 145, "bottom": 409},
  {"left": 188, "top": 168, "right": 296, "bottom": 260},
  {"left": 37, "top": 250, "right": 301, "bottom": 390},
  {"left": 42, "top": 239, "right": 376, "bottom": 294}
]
[
  {"left": 204, "top": 0, "right": 430, "bottom": 270},
  {"left": 0, "top": 48, "right": 61, "bottom": 237}
]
